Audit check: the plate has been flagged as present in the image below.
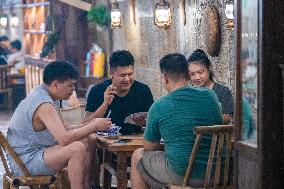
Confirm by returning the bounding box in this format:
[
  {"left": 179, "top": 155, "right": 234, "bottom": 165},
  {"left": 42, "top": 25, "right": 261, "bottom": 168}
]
[{"left": 97, "top": 132, "right": 121, "bottom": 138}]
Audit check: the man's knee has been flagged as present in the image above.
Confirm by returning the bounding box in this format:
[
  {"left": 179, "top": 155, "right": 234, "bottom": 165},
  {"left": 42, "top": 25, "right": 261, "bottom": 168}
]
[
  {"left": 70, "top": 141, "right": 87, "bottom": 156},
  {"left": 132, "top": 148, "right": 144, "bottom": 164}
]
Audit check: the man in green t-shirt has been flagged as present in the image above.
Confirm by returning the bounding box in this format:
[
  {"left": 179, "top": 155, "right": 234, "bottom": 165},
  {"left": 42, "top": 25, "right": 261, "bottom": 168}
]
[{"left": 130, "top": 53, "right": 223, "bottom": 189}]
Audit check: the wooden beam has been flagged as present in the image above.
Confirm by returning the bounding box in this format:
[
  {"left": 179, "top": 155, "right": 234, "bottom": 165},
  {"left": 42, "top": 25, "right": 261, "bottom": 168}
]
[{"left": 57, "top": 0, "right": 92, "bottom": 11}]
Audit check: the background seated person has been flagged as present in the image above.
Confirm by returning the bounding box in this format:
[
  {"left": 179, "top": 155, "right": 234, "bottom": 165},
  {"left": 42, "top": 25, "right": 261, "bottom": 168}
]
[
  {"left": 7, "top": 39, "right": 25, "bottom": 74},
  {"left": 0, "top": 35, "right": 10, "bottom": 65},
  {"left": 188, "top": 49, "right": 234, "bottom": 124},
  {"left": 84, "top": 50, "right": 154, "bottom": 135},
  {"left": 242, "top": 97, "right": 255, "bottom": 141},
  {"left": 6, "top": 61, "right": 112, "bottom": 189},
  {"left": 131, "top": 53, "right": 223, "bottom": 189}
]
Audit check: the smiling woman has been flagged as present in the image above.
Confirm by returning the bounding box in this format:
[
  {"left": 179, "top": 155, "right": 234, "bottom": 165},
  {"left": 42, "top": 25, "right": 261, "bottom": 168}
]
[{"left": 188, "top": 49, "right": 234, "bottom": 124}]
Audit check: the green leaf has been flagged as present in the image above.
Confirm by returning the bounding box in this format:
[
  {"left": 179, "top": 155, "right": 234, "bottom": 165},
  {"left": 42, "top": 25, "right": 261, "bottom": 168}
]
[
  {"left": 87, "top": 4, "right": 111, "bottom": 27},
  {"left": 40, "top": 31, "right": 60, "bottom": 58}
]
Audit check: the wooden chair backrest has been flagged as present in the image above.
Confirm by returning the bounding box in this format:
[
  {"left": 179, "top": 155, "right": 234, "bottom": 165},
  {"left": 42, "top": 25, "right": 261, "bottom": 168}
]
[
  {"left": 0, "top": 131, "right": 31, "bottom": 178},
  {"left": 182, "top": 125, "right": 234, "bottom": 188},
  {"left": 61, "top": 104, "right": 86, "bottom": 125},
  {"left": 0, "top": 65, "right": 12, "bottom": 90}
]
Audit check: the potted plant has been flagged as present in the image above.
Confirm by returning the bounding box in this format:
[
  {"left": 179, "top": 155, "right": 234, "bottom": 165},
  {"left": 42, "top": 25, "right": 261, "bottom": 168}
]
[
  {"left": 40, "top": 31, "right": 60, "bottom": 58},
  {"left": 87, "top": 4, "right": 110, "bottom": 31}
]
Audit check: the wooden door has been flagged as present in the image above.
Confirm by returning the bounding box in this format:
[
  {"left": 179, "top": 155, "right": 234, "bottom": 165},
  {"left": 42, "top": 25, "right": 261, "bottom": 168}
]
[{"left": 234, "top": 0, "right": 284, "bottom": 188}]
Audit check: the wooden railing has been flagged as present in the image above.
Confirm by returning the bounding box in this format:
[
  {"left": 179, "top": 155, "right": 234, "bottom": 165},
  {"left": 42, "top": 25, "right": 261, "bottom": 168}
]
[{"left": 24, "top": 57, "right": 49, "bottom": 95}]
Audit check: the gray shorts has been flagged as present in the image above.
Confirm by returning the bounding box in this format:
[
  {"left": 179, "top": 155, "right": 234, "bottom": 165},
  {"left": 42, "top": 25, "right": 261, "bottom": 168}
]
[
  {"left": 137, "top": 151, "right": 184, "bottom": 189},
  {"left": 137, "top": 151, "right": 204, "bottom": 189},
  {"left": 9, "top": 148, "right": 55, "bottom": 177}
]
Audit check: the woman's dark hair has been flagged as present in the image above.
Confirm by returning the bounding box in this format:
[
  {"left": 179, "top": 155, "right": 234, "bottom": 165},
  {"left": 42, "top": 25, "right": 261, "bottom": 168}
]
[
  {"left": 188, "top": 49, "right": 214, "bottom": 80},
  {"left": 160, "top": 53, "right": 189, "bottom": 81},
  {"left": 43, "top": 61, "right": 79, "bottom": 85},
  {"left": 109, "top": 50, "right": 134, "bottom": 70}
]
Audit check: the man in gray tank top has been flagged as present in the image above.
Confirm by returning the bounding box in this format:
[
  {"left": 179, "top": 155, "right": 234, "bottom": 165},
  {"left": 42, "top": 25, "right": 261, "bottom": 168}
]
[{"left": 6, "top": 61, "right": 112, "bottom": 189}]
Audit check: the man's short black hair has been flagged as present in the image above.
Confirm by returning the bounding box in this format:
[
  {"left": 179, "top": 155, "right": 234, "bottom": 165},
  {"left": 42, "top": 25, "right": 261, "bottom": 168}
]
[
  {"left": 43, "top": 61, "right": 79, "bottom": 85},
  {"left": 0, "top": 35, "right": 9, "bottom": 42},
  {"left": 160, "top": 53, "right": 189, "bottom": 81},
  {"left": 109, "top": 50, "right": 134, "bottom": 70},
  {"left": 10, "top": 40, "right": 21, "bottom": 50}
]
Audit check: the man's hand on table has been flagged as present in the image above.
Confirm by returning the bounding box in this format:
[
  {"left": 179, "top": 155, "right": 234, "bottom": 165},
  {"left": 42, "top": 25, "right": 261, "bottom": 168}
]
[{"left": 91, "top": 118, "right": 112, "bottom": 131}]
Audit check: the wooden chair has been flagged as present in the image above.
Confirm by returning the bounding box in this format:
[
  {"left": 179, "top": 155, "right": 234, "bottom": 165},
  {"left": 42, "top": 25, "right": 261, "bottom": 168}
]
[
  {"left": 0, "top": 65, "right": 13, "bottom": 110},
  {"left": 0, "top": 131, "right": 69, "bottom": 189},
  {"left": 169, "top": 125, "right": 234, "bottom": 189}
]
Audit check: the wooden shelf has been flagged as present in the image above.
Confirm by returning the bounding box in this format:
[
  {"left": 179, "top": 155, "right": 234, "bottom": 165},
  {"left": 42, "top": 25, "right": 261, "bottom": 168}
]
[
  {"left": 22, "top": 0, "right": 55, "bottom": 94},
  {"left": 22, "top": 2, "right": 50, "bottom": 8},
  {"left": 23, "top": 30, "right": 52, "bottom": 34},
  {"left": 22, "top": 0, "right": 53, "bottom": 59}
]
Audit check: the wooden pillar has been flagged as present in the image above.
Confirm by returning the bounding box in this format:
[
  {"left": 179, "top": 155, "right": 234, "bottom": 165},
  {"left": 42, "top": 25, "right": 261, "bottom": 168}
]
[{"left": 54, "top": 0, "right": 89, "bottom": 76}]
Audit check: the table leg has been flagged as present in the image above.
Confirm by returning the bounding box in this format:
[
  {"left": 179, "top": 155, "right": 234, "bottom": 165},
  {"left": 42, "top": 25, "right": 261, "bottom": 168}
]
[
  {"left": 116, "top": 152, "right": 128, "bottom": 189},
  {"left": 103, "top": 150, "right": 112, "bottom": 189},
  {"left": 93, "top": 149, "right": 101, "bottom": 188}
]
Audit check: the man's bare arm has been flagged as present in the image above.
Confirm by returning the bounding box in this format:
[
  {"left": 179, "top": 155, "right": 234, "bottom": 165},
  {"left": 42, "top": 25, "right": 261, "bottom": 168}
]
[
  {"left": 143, "top": 139, "right": 164, "bottom": 151},
  {"left": 83, "top": 85, "right": 117, "bottom": 123},
  {"left": 36, "top": 103, "right": 111, "bottom": 146},
  {"left": 83, "top": 103, "right": 109, "bottom": 123}
]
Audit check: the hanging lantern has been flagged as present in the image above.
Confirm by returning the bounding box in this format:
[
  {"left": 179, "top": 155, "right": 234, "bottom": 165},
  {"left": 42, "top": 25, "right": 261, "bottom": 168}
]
[
  {"left": 225, "top": 0, "right": 234, "bottom": 30},
  {"left": 11, "top": 14, "right": 19, "bottom": 27},
  {"left": 154, "top": 0, "right": 172, "bottom": 29},
  {"left": 111, "top": 1, "right": 122, "bottom": 28},
  {"left": 0, "top": 15, "right": 8, "bottom": 28}
]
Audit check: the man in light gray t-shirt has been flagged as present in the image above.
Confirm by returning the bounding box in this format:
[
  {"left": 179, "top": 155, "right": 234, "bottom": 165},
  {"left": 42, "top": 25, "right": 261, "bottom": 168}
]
[{"left": 7, "top": 61, "right": 112, "bottom": 188}]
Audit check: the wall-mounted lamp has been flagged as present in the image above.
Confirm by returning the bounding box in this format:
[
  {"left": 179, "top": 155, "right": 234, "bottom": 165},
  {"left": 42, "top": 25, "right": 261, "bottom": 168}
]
[
  {"left": 225, "top": 0, "right": 234, "bottom": 30},
  {"left": 10, "top": 14, "right": 19, "bottom": 28},
  {"left": 154, "top": 0, "right": 172, "bottom": 29},
  {"left": 0, "top": 15, "right": 8, "bottom": 28},
  {"left": 111, "top": 1, "right": 122, "bottom": 28}
]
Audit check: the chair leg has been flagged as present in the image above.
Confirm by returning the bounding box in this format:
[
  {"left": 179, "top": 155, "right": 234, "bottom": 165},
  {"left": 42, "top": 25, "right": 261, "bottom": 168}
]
[
  {"left": 49, "top": 184, "right": 56, "bottom": 189},
  {"left": 2, "top": 177, "right": 10, "bottom": 189},
  {"left": 54, "top": 170, "right": 70, "bottom": 189},
  {"left": 7, "top": 90, "right": 12, "bottom": 110},
  {"left": 9, "top": 184, "right": 18, "bottom": 189}
]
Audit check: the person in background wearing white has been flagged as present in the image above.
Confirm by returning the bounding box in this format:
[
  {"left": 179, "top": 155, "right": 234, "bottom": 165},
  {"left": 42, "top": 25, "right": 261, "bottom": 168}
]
[{"left": 8, "top": 39, "right": 25, "bottom": 74}]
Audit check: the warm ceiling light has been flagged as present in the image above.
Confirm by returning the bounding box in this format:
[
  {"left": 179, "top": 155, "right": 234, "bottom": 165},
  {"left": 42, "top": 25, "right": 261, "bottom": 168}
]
[
  {"left": 0, "top": 15, "right": 8, "bottom": 28},
  {"left": 225, "top": 0, "right": 234, "bottom": 30},
  {"left": 111, "top": 1, "right": 122, "bottom": 28},
  {"left": 11, "top": 14, "right": 19, "bottom": 27},
  {"left": 154, "top": 0, "right": 172, "bottom": 29}
]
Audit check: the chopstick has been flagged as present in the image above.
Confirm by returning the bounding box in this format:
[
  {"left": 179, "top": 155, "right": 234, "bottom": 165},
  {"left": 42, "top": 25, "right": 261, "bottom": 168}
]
[{"left": 106, "top": 110, "right": 112, "bottom": 118}]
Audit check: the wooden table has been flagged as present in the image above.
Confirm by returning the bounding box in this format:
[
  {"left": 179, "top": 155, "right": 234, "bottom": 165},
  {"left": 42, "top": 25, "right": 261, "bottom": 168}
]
[{"left": 97, "top": 135, "right": 143, "bottom": 189}]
